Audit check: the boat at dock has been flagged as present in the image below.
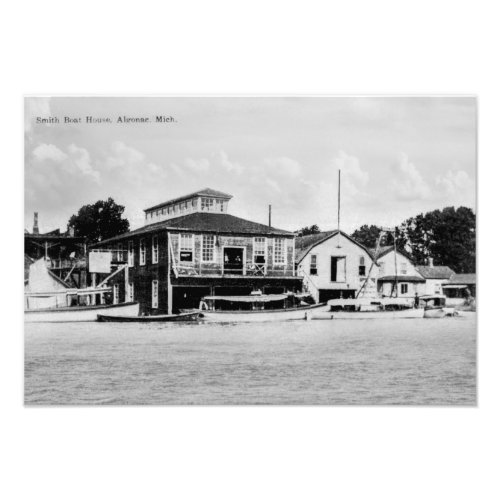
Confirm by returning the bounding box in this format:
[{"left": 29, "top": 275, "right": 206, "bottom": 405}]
[
  {"left": 25, "top": 300, "right": 140, "bottom": 323},
  {"left": 318, "top": 298, "right": 424, "bottom": 319},
  {"left": 24, "top": 256, "right": 140, "bottom": 322},
  {"left": 199, "top": 303, "right": 329, "bottom": 322},
  {"left": 198, "top": 292, "right": 328, "bottom": 322},
  {"left": 97, "top": 309, "right": 200, "bottom": 322}
]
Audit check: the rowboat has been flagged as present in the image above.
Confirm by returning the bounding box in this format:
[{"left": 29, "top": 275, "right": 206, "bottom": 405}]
[
  {"left": 97, "top": 310, "right": 200, "bottom": 322},
  {"left": 24, "top": 301, "right": 140, "bottom": 323},
  {"left": 319, "top": 297, "right": 425, "bottom": 319},
  {"left": 199, "top": 302, "right": 329, "bottom": 322}
]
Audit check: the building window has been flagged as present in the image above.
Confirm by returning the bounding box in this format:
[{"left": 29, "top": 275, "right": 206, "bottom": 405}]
[
  {"left": 253, "top": 237, "right": 266, "bottom": 264},
  {"left": 116, "top": 243, "right": 123, "bottom": 262},
  {"left": 113, "top": 284, "right": 119, "bottom": 304},
  {"left": 180, "top": 233, "right": 194, "bottom": 262},
  {"left": 139, "top": 238, "right": 146, "bottom": 266},
  {"left": 359, "top": 256, "right": 366, "bottom": 276},
  {"left": 152, "top": 235, "right": 159, "bottom": 264},
  {"left": 400, "top": 283, "right": 408, "bottom": 295},
  {"left": 401, "top": 261, "right": 408, "bottom": 275},
  {"left": 201, "top": 197, "right": 214, "bottom": 211},
  {"left": 434, "top": 284, "right": 441, "bottom": 294},
  {"left": 192, "top": 199, "right": 196, "bottom": 207},
  {"left": 331, "top": 256, "right": 346, "bottom": 282},
  {"left": 128, "top": 282, "right": 134, "bottom": 302},
  {"left": 152, "top": 280, "right": 158, "bottom": 309},
  {"left": 202, "top": 235, "right": 215, "bottom": 262},
  {"left": 162, "top": 208, "right": 165, "bottom": 215},
  {"left": 274, "top": 238, "right": 285, "bottom": 265},
  {"left": 128, "top": 241, "right": 134, "bottom": 267},
  {"left": 310, "top": 254, "right": 318, "bottom": 275}
]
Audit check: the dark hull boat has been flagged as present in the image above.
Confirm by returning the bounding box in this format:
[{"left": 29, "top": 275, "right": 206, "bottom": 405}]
[{"left": 97, "top": 310, "right": 201, "bottom": 322}]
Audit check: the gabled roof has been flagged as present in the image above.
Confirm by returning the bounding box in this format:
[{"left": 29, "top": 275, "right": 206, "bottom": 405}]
[
  {"left": 415, "top": 265, "right": 455, "bottom": 279},
  {"left": 368, "top": 245, "right": 414, "bottom": 262},
  {"left": 295, "top": 230, "right": 374, "bottom": 264},
  {"left": 144, "top": 188, "right": 233, "bottom": 212},
  {"left": 447, "top": 273, "right": 476, "bottom": 285},
  {"left": 94, "top": 212, "right": 293, "bottom": 246}
]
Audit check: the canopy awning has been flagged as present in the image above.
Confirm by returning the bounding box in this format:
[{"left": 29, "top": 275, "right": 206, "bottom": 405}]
[
  {"left": 377, "top": 275, "right": 425, "bottom": 283},
  {"left": 442, "top": 284, "right": 468, "bottom": 289}
]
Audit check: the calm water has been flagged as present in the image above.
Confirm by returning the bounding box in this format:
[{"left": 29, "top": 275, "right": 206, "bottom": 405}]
[{"left": 24, "top": 315, "right": 476, "bottom": 405}]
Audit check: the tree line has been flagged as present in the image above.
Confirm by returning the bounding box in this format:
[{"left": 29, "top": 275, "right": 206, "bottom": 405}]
[{"left": 297, "top": 206, "right": 475, "bottom": 273}]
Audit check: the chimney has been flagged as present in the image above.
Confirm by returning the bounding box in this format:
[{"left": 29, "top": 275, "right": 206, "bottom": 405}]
[
  {"left": 33, "top": 212, "right": 39, "bottom": 234},
  {"left": 428, "top": 257, "right": 434, "bottom": 267},
  {"left": 268, "top": 204, "right": 272, "bottom": 227}
]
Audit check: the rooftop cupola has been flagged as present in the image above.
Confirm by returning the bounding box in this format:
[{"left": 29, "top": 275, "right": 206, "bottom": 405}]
[{"left": 143, "top": 188, "right": 233, "bottom": 224}]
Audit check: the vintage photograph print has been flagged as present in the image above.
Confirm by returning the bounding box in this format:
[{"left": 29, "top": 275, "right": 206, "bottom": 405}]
[{"left": 24, "top": 96, "right": 476, "bottom": 405}]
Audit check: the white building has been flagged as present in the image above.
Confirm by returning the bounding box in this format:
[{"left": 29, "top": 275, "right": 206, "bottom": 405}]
[
  {"left": 295, "top": 231, "right": 376, "bottom": 302},
  {"left": 415, "top": 259, "right": 455, "bottom": 296},
  {"left": 370, "top": 246, "right": 425, "bottom": 298}
]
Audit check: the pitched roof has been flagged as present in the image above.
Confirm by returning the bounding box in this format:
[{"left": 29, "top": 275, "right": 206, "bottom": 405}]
[
  {"left": 448, "top": 273, "right": 476, "bottom": 285},
  {"left": 144, "top": 188, "right": 233, "bottom": 212},
  {"left": 415, "top": 265, "right": 455, "bottom": 279},
  {"left": 295, "top": 230, "right": 374, "bottom": 264},
  {"left": 94, "top": 212, "right": 293, "bottom": 246},
  {"left": 367, "top": 245, "right": 414, "bottom": 262}
]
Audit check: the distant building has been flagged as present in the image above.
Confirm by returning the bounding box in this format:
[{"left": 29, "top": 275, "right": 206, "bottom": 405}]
[
  {"left": 295, "top": 231, "right": 376, "bottom": 302},
  {"left": 415, "top": 259, "right": 455, "bottom": 295},
  {"left": 442, "top": 273, "right": 476, "bottom": 304},
  {"left": 24, "top": 213, "right": 88, "bottom": 288},
  {"left": 94, "top": 188, "right": 302, "bottom": 313}
]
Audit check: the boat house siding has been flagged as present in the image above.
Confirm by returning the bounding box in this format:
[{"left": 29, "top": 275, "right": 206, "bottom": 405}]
[{"left": 101, "top": 230, "right": 300, "bottom": 314}]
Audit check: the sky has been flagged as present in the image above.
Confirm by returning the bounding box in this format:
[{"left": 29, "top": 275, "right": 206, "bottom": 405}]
[{"left": 24, "top": 96, "right": 476, "bottom": 234}]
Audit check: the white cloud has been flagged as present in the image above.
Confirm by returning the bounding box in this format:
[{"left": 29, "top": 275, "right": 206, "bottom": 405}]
[
  {"left": 436, "top": 169, "right": 473, "bottom": 198},
  {"left": 390, "top": 153, "right": 431, "bottom": 200},
  {"left": 332, "top": 151, "right": 369, "bottom": 198},
  {"left": 67, "top": 144, "right": 100, "bottom": 181},
  {"left": 217, "top": 150, "right": 244, "bottom": 174},
  {"left": 32, "top": 143, "right": 68, "bottom": 163}
]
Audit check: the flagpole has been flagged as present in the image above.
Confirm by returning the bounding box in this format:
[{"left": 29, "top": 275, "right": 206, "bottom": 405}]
[{"left": 337, "top": 169, "right": 341, "bottom": 247}]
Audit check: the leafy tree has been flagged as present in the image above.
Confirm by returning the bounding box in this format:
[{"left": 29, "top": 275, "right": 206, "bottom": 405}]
[
  {"left": 67, "top": 198, "right": 129, "bottom": 244},
  {"left": 401, "top": 206, "right": 475, "bottom": 272},
  {"left": 351, "top": 224, "right": 406, "bottom": 249},
  {"left": 351, "top": 225, "right": 383, "bottom": 248},
  {"left": 297, "top": 224, "right": 321, "bottom": 237}
]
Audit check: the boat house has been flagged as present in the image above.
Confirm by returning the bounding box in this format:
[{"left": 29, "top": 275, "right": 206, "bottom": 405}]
[
  {"left": 370, "top": 246, "right": 425, "bottom": 298},
  {"left": 295, "top": 230, "right": 376, "bottom": 302},
  {"left": 93, "top": 188, "right": 302, "bottom": 313}
]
